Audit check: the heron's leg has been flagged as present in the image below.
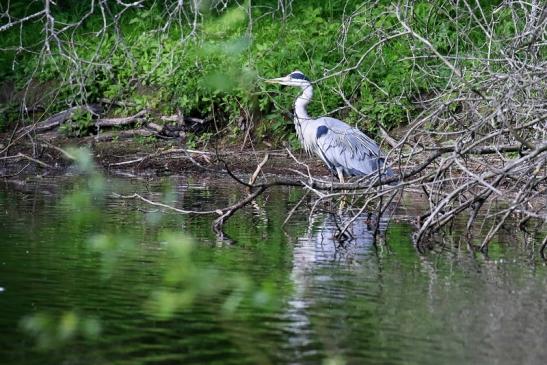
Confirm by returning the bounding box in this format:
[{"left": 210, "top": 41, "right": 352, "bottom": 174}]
[
  {"left": 336, "top": 167, "right": 345, "bottom": 184},
  {"left": 336, "top": 167, "right": 347, "bottom": 211}
]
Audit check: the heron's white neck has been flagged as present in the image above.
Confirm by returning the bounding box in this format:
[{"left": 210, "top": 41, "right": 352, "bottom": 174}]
[{"left": 294, "top": 83, "right": 313, "bottom": 122}]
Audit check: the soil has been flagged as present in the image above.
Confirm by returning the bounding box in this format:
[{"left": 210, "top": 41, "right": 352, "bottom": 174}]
[{"left": 0, "top": 132, "right": 332, "bottom": 179}]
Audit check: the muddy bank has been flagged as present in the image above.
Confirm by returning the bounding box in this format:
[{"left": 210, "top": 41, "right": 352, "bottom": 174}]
[{"left": 0, "top": 132, "right": 330, "bottom": 179}]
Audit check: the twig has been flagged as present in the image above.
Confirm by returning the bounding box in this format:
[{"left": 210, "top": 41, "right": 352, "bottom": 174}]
[
  {"left": 0, "top": 153, "right": 53, "bottom": 169},
  {"left": 248, "top": 153, "right": 269, "bottom": 185}
]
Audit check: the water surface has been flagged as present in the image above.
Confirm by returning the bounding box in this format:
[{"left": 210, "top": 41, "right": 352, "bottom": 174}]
[{"left": 0, "top": 175, "right": 545, "bottom": 365}]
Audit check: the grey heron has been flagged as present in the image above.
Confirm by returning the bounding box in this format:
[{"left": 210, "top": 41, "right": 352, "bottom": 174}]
[{"left": 266, "top": 70, "right": 393, "bottom": 183}]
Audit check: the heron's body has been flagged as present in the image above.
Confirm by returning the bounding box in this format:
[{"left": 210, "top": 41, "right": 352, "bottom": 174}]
[{"left": 267, "top": 71, "right": 392, "bottom": 182}]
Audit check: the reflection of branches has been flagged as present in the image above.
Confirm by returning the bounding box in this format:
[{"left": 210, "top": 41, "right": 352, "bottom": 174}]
[
  {"left": 112, "top": 151, "right": 402, "bottom": 241},
  {"left": 541, "top": 235, "right": 547, "bottom": 261}
]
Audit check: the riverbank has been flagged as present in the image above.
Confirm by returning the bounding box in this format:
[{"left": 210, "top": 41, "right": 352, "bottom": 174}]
[{"left": 0, "top": 132, "right": 330, "bottom": 179}]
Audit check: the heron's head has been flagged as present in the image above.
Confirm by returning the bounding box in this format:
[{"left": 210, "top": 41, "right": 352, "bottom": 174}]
[{"left": 265, "top": 70, "right": 311, "bottom": 88}]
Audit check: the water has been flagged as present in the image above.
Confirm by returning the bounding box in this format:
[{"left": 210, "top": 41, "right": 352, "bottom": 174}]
[{"left": 0, "top": 175, "right": 546, "bottom": 365}]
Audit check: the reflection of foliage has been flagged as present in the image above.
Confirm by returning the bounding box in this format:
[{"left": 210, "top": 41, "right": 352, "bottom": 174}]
[{"left": 60, "top": 147, "right": 105, "bottom": 226}]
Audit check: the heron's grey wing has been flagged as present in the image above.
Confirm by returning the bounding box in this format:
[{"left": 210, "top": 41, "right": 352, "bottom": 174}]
[
  {"left": 315, "top": 117, "right": 388, "bottom": 176},
  {"left": 322, "top": 117, "right": 381, "bottom": 155}
]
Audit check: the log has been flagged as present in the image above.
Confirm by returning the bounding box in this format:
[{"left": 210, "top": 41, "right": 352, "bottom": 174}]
[
  {"left": 95, "top": 110, "right": 148, "bottom": 127},
  {"left": 19, "top": 104, "right": 103, "bottom": 134},
  {"left": 18, "top": 107, "right": 205, "bottom": 141},
  {"left": 94, "top": 129, "right": 156, "bottom": 142},
  {"left": 160, "top": 114, "right": 205, "bottom": 125},
  {"left": 146, "top": 122, "right": 164, "bottom": 133},
  {"left": 144, "top": 122, "right": 186, "bottom": 138}
]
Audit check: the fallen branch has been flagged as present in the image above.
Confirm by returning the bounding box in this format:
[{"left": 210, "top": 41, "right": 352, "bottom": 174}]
[
  {"left": 0, "top": 152, "right": 53, "bottom": 169},
  {"left": 160, "top": 114, "right": 205, "bottom": 125},
  {"left": 111, "top": 193, "right": 215, "bottom": 214},
  {"left": 94, "top": 128, "right": 156, "bottom": 142},
  {"left": 108, "top": 147, "right": 213, "bottom": 167},
  {"left": 248, "top": 154, "right": 269, "bottom": 185},
  {"left": 427, "top": 144, "right": 527, "bottom": 155},
  {"left": 212, "top": 186, "right": 267, "bottom": 234},
  {"left": 19, "top": 104, "right": 103, "bottom": 135},
  {"left": 95, "top": 109, "right": 148, "bottom": 128}
]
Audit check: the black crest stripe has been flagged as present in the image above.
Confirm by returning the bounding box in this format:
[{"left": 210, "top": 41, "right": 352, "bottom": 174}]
[{"left": 290, "top": 73, "right": 310, "bottom": 81}]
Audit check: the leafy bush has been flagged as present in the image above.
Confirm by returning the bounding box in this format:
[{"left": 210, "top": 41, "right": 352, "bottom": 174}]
[{"left": 0, "top": 1, "right": 519, "bottom": 146}]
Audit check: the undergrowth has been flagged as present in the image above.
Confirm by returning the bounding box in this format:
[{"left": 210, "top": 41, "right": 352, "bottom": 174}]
[{"left": 0, "top": 0, "right": 516, "bottom": 147}]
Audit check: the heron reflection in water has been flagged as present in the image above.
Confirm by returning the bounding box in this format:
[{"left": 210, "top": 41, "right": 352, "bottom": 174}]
[
  {"left": 283, "top": 212, "right": 390, "bottom": 351},
  {"left": 293, "top": 212, "right": 390, "bottom": 268}
]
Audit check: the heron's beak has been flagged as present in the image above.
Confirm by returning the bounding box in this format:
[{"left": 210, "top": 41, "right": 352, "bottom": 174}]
[{"left": 265, "top": 76, "right": 290, "bottom": 85}]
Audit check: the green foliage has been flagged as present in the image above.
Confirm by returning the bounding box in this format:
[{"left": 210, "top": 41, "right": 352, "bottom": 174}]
[
  {"left": 59, "top": 109, "right": 95, "bottom": 137},
  {"left": 134, "top": 134, "right": 157, "bottom": 144},
  {"left": 0, "top": 1, "right": 522, "bottom": 146}
]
